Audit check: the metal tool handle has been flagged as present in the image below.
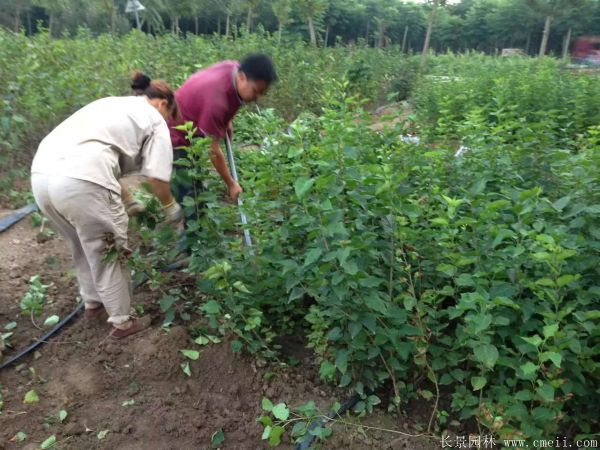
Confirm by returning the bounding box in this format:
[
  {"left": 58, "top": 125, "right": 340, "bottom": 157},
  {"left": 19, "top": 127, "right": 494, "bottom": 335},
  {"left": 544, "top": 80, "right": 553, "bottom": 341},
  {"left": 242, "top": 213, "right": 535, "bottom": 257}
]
[{"left": 225, "top": 135, "right": 253, "bottom": 249}]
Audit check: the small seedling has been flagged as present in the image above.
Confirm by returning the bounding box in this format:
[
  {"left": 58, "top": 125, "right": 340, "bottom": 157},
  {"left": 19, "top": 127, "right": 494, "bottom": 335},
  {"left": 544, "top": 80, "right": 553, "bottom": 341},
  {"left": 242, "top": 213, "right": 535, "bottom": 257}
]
[
  {"left": 23, "top": 390, "right": 39, "bottom": 404},
  {"left": 211, "top": 428, "right": 225, "bottom": 447},
  {"left": 20, "top": 275, "right": 52, "bottom": 316},
  {"left": 40, "top": 435, "right": 56, "bottom": 449}
]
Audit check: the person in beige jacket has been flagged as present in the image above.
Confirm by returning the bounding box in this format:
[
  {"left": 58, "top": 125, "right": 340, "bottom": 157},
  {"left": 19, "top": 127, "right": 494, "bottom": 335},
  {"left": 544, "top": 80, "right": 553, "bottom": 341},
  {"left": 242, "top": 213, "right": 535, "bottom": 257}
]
[{"left": 31, "top": 72, "right": 182, "bottom": 339}]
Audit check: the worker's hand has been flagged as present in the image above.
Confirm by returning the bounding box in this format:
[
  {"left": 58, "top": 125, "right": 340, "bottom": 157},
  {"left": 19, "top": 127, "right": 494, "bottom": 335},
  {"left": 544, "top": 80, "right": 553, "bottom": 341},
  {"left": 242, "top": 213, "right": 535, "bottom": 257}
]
[
  {"left": 228, "top": 182, "right": 243, "bottom": 202},
  {"left": 124, "top": 198, "right": 145, "bottom": 216},
  {"left": 163, "top": 201, "right": 184, "bottom": 232}
]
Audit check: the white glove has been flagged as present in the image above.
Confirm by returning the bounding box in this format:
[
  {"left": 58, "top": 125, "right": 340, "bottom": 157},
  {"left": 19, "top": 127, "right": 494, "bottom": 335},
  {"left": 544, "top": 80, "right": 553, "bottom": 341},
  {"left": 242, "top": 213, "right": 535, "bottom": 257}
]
[
  {"left": 163, "top": 201, "right": 184, "bottom": 228},
  {"left": 125, "top": 198, "right": 145, "bottom": 216}
]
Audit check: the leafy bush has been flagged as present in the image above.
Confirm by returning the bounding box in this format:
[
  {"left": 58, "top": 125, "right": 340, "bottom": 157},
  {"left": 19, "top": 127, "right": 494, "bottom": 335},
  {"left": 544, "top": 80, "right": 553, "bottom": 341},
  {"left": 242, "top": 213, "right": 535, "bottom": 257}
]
[{"left": 184, "top": 75, "right": 599, "bottom": 441}]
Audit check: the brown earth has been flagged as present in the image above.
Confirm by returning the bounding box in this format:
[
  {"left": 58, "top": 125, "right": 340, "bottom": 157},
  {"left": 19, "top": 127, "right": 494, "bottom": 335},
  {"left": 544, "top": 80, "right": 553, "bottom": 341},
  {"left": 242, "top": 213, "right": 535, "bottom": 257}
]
[{"left": 1, "top": 140, "right": 439, "bottom": 450}]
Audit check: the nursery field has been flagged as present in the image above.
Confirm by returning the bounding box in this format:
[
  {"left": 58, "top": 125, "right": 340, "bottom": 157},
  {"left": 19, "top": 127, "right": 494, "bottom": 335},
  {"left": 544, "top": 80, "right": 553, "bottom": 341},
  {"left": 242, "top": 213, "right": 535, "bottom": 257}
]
[{"left": 1, "top": 31, "right": 599, "bottom": 449}]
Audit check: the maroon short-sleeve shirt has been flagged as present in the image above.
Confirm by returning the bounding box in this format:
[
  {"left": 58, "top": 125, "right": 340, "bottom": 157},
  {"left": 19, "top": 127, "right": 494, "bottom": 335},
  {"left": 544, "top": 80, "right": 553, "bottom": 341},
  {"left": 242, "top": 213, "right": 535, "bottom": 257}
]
[{"left": 168, "top": 60, "right": 242, "bottom": 148}]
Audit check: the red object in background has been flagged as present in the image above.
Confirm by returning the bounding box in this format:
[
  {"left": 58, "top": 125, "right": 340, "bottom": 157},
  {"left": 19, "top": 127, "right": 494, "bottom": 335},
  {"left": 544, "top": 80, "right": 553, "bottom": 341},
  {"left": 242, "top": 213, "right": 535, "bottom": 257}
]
[{"left": 573, "top": 36, "right": 600, "bottom": 65}]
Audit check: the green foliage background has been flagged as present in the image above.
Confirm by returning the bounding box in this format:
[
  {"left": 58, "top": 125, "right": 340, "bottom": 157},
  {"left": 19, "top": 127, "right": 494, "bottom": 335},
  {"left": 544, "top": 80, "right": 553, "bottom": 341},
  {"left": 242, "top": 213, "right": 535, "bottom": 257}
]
[{"left": 0, "top": 29, "right": 599, "bottom": 443}]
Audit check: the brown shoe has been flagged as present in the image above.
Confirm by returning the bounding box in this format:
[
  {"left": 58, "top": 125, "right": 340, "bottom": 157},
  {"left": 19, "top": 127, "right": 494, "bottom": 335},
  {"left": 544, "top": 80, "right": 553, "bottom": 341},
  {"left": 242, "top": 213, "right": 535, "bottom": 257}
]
[
  {"left": 84, "top": 307, "right": 107, "bottom": 321},
  {"left": 109, "top": 316, "right": 152, "bottom": 339}
]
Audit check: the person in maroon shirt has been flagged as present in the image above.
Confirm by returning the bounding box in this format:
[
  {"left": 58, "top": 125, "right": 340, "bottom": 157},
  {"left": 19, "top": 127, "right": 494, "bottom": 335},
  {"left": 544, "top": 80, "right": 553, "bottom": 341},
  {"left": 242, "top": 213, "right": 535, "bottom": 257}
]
[{"left": 169, "top": 53, "right": 277, "bottom": 203}]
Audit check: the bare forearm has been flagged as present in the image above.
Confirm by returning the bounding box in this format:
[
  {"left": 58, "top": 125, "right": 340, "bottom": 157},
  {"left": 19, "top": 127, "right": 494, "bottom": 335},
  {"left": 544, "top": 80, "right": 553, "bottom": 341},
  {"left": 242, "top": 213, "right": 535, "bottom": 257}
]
[
  {"left": 146, "top": 178, "right": 175, "bottom": 206},
  {"left": 210, "top": 139, "right": 235, "bottom": 187}
]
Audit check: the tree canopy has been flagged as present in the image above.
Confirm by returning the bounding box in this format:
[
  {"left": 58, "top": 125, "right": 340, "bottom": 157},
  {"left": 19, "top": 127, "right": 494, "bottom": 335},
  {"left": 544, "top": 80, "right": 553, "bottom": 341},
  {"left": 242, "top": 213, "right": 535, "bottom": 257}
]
[{"left": 0, "top": 0, "right": 597, "bottom": 55}]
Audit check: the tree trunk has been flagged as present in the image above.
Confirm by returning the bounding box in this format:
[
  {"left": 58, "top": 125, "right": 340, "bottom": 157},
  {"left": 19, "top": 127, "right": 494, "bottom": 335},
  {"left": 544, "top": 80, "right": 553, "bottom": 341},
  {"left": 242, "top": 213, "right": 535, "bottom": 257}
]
[
  {"left": 525, "top": 33, "right": 531, "bottom": 55},
  {"left": 539, "top": 15, "right": 552, "bottom": 56},
  {"left": 111, "top": 6, "right": 116, "bottom": 35},
  {"left": 49, "top": 12, "right": 54, "bottom": 38},
  {"left": 226, "top": 14, "right": 230, "bottom": 37},
  {"left": 324, "top": 25, "right": 330, "bottom": 47},
  {"left": 246, "top": 7, "right": 252, "bottom": 32},
  {"left": 195, "top": 16, "right": 199, "bottom": 34},
  {"left": 377, "top": 23, "right": 386, "bottom": 48},
  {"left": 307, "top": 15, "right": 316, "bottom": 46},
  {"left": 365, "top": 20, "right": 370, "bottom": 46},
  {"left": 217, "top": 16, "right": 221, "bottom": 35},
  {"left": 562, "top": 27, "right": 572, "bottom": 59},
  {"left": 14, "top": 2, "right": 21, "bottom": 33},
  {"left": 27, "top": 10, "right": 32, "bottom": 35},
  {"left": 421, "top": 0, "right": 439, "bottom": 65},
  {"left": 278, "top": 22, "right": 282, "bottom": 44},
  {"left": 401, "top": 25, "right": 409, "bottom": 53}
]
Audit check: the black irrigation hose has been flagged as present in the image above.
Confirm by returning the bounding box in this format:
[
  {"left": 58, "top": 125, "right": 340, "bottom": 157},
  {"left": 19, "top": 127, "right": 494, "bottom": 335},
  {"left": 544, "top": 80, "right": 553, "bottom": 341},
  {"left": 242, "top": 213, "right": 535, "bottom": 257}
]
[
  {"left": 0, "top": 203, "right": 38, "bottom": 233},
  {"left": 0, "top": 252, "right": 190, "bottom": 371},
  {"left": 296, "top": 393, "right": 361, "bottom": 450}
]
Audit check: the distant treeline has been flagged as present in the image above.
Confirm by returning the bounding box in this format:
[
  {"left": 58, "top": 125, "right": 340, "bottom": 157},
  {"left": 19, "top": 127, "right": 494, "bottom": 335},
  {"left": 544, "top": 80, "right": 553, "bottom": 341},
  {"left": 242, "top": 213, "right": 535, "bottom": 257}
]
[{"left": 1, "top": 0, "right": 598, "bottom": 55}]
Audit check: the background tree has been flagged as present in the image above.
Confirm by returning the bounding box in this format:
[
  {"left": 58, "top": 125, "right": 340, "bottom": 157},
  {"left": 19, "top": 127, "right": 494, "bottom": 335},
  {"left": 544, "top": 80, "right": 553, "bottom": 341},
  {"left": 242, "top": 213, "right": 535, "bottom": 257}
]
[
  {"left": 271, "top": 0, "right": 293, "bottom": 43},
  {"left": 526, "top": 0, "right": 586, "bottom": 56},
  {"left": 422, "top": 0, "right": 447, "bottom": 64},
  {"left": 296, "top": 0, "right": 329, "bottom": 46},
  {"left": 245, "top": 0, "right": 261, "bottom": 32}
]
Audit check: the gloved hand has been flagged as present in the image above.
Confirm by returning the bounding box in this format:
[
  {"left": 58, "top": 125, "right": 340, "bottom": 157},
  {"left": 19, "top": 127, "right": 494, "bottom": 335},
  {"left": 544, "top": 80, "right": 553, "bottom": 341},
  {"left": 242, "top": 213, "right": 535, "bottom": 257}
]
[
  {"left": 125, "top": 198, "right": 145, "bottom": 216},
  {"left": 163, "top": 200, "right": 184, "bottom": 232}
]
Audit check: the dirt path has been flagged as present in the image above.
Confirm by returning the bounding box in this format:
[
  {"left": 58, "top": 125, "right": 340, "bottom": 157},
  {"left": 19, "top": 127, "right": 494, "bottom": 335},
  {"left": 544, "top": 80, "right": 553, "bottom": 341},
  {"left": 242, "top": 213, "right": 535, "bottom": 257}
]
[{"left": 0, "top": 210, "right": 436, "bottom": 450}]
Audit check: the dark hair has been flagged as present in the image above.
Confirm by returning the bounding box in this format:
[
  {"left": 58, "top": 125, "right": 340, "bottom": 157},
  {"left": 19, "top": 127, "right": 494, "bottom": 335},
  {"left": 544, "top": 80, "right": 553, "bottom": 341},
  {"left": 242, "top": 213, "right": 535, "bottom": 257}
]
[
  {"left": 131, "top": 71, "right": 179, "bottom": 120},
  {"left": 239, "top": 54, "right": 277, "bottom": 84}
]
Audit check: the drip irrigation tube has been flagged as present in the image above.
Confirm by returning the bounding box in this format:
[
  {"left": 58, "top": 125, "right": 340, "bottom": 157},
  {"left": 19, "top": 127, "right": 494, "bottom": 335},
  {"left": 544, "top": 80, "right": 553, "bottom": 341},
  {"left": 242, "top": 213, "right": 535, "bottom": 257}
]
[
  {"left": 295, "top": 393, "right": 361, "bottom": 450},
  {"left": 0, "top": 203, "right": 38, "bottom": 233},
  {"left": 0, "top": 257, "right": 189, "bottom": 371}
]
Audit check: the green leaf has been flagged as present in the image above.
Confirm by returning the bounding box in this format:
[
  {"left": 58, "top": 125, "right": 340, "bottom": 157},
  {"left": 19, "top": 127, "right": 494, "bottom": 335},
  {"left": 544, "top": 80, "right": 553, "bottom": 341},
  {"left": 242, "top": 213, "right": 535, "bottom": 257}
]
[
  {"left": 473, "top": 344, "right": 499, "bottom": 369},
  {"left": 97, "top": 430, "right": 109, "bottom": 440},
  {"left": 233, "top": 281, "right": 251, "bottom": 293},
  {"left": 471, "top": 376, "right": 487, "bottom": 391},
  {"left": 261, "top": 397, "right": 274, "bottom": 412},
  {"left": 272, "top": 403, "right": 290, "bottom": 421},
  {"left": 202, "top": 300, "right": 221, "bottom": 315},
  {"left": 230, "top": 340, "right": 243, "bottom": 353},
  {"left": 341, "top": 259, "right": 358, "bottom": 275},
  {"left": 552, "top": 195, "right": 571, "bottom": 211},
  {"left": 335, "top": 349, "right": 349, "bottom": 374},
  {"left": 521, "top": 335, "right": 543, "bottom": 347},
  {"left": 556, "top": 275, "right": 576, "bottom": 287},
  {"left": 23, "top": 390, "right": 39, "bottom": 404},
  {"left": 543, "top": 324, "right": 559, "bottom": 339},
  {"left": 519, "top": 362, "right": 538, "bottom": 378},
  {"left": 364, "top": 293, "right": 387, "bottom": 313},
  {"left": 4, "top": 321, "right": 17, "bottom": 331},
  {"left": 40, "top": 435, "right": 56, "bottom": 449},
  {"left": 436, "top": 263, "right": 456, "bottom": 277},
  {"left": 180, "top": 362, "right": 191, "bottom": 376},
  {"left": 294, "top": 177, "right": 316, "bottom": 200},
  {"left": 194, "top": 336, "right": 210, "bottom": 345},
  {"left": 537, "top": 384, "right": 555, "bottom": 403},
  {"left": 211, "top": 429, "right": 225, "bottom": 447},
  {"left": 258, "top": 415, "right": 273, "bottom": 427},
  {"left": 14, "top": 431, "right": 27, "bottom": 442},
  {"left": 159, "top": 296, "right": 176, "bottom": 312},
  {"left": 304, "top": 248, "right": 322, "bottom": 267},
  {"left": 268, "top": 426, "right": 285, "bottom": 446},
  {"left": 291, "top": 421, "right": 308, "bottom": 437},
  {"left": 540, "top": 351, "right": 562, "bottom": 368},
  {"left": 336, "top": 247, "right": 351, "bottom": 266},
  {"left": 43, "top": 315, "right": 60, "bottom": 327},
  {"left": 59, "top": 410, "right": 67, "bottom": 423},
  {"left": 261, "top": 425, "right": 272, "bottom": 440},
  {"left": 180, "top": 349, "right": 200, "bottom": 360},
  {"left": 122, "top": 399, "right": 135, "bottom": 407}
]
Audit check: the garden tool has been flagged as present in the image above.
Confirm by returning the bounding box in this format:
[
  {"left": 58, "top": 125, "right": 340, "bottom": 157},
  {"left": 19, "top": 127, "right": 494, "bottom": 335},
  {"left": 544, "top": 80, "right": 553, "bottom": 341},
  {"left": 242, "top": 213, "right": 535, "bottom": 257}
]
[{"left": 225, "top": 134, "right": 253, "bottom": 250}]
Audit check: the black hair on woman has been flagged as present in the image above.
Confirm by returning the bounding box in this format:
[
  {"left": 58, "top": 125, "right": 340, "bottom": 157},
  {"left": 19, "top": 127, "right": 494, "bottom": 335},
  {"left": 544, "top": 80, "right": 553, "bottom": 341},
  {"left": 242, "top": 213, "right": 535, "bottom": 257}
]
[{"left": 131, "top": 71, "right": 152, "bottom": 94}]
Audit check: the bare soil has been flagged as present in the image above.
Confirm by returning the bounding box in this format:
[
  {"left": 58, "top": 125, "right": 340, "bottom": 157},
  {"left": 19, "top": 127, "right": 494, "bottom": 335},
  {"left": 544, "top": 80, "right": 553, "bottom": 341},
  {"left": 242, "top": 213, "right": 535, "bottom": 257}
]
[{"left": 1, "top": 207, "right": 437, "bottom": 450}]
